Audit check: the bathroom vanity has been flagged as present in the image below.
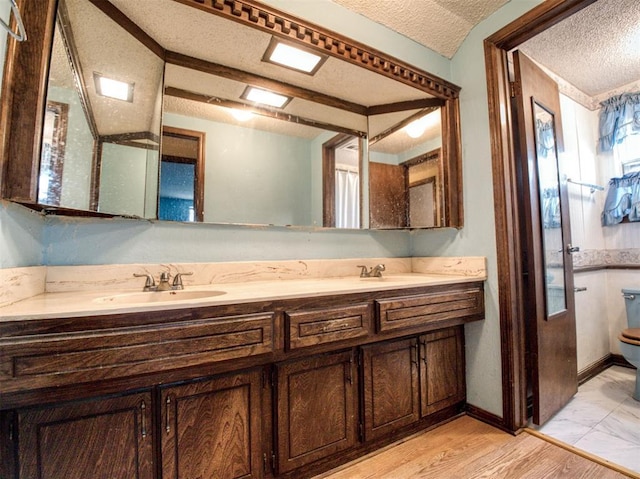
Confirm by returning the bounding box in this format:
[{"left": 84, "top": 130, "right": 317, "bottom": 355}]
[{"left": 0, "top": 268, "right": 484, "bottom": 479}]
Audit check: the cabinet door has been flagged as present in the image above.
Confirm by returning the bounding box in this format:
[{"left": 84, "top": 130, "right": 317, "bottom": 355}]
[
  {"left": 275, "top": 350, "right": 357, "bottom": 474},
  {"left": 18, "top": 391, "right": 153, "bottom": 479},
  {"left": 420, "top": 327, "right": 465, "bottom": 417},
  {"left": 362, "top": 337, "right": 420, "bottom": 441},
  {"left": 161, "top": 369, "right": 264, "bottom": 479}
]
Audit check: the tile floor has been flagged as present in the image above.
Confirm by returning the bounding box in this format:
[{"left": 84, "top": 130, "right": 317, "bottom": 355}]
[{"left": 534, "top": 365, "right": 640, "bottom": 473}]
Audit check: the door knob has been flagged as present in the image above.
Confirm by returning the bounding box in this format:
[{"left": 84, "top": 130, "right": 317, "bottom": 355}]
[{"left": 566, "top": 244, "right": 580, "bottom": 254}]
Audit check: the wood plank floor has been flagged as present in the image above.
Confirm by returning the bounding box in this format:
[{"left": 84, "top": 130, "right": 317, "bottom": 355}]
[{"left": 314, "top": 416, "right": 636, "bottom": 478}]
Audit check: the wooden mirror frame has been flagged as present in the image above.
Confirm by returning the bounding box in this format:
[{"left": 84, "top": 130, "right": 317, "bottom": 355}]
[{"left": 0, "top": 0, "right": 464, "bottom": 228}]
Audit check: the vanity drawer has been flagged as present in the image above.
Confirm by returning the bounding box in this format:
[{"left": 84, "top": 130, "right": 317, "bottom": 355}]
[
  {"left": 285, "top": 303, "right": 372, "bottom": 350},
  {"left": 0, "top": 312, "right": 274, "bottom": 393},
  {"left": 375, "top": 286, "right": 484, "bottom": 332}
]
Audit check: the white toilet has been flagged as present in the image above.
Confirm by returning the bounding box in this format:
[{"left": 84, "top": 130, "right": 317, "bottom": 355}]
[{"left": 619, "top": 288, "right": 640, "bottom": 401}]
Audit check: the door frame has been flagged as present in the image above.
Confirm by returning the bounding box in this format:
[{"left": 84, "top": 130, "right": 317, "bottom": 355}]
[
  {"left": 160, "top": 126, "right": 205, "bottom": 222},
  {"left": 484, "top": 0, "right": 597, "bottom": 432}
]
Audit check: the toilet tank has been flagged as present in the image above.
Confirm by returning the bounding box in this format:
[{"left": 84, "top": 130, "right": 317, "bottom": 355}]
[{"left": 623, "top": 288, "right": 640, "bottom": 328}]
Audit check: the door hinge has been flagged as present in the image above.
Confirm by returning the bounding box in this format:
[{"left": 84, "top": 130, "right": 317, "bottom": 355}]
[
  {"left": 509, "top": 81, "right": 519, "bottom": 98},
  {"left": 358, "top": 422, "right": 364, "bottom": 441},
  {"left": 271, "top": 451, "right": 277, "bottom": 471}
]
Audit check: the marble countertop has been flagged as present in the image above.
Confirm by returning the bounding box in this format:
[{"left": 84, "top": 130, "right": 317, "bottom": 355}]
[{"left": 0, "top": 273, "right": 484, "bottom": 322}]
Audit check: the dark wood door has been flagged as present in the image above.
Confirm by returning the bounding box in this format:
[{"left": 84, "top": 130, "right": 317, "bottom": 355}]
[
  {"left": 275, "top": 350, "right": 358, "bottom": 474},
  {"left": 513, "top": 50, "right": 577, "bottom": 425},
  {"left": 362, "top": 338, "right": 419, "bottom": 441},
  {"left": 18, "top": 392, "right": 153, "bottom": 479},
  {"left": 369, "top": 161, "right": 407, "bottom": 228},
  {"left": 420, "top": 327, "right": 465, "bottom": 417},
  {"left": 161, "top": 369, "right": 264, "bottom": 479}
]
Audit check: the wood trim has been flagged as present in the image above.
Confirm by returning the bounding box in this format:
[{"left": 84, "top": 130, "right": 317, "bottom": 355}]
[
  {"left": 162, "top": 126, "right": 206, "bottom": 222},
  {"left": 369, "top": 107, "right": 439, "bottom": 145},
  {"left": 367, "top": 98, "right": 445, "bottom": 116},
  {"left": 0, "top": 0, "right": 58, "bottom": 202},
  {"left": 41, "top": 101, "right": 69, "bottom": 206},
  {"left": 577, "top": 355, "right": 614, "bottom": 385},
  {"left": 441, "top": 97, "right": 463, "bottom": 228},
  {"left": 464, "top": 406, "right": 509, "bottom": 434},
  {"left": 484, "top": 0, "right": 603, "bottom": 432},
  {"left": 165, "top": 86, "right": 366, "bottom": 138},
  {"left": 610, "top": 353, "right": 634, "bottom": 369},
  {"left": 322, "top": 133, "right": 355, "bottom": 227},
  {"left": 99, "top": 131, "right": 161, "bottom": 146},
  {"left": 165, "top": 51, "right": 368, "bottom": 116},
  {"left": 524, "top": 428, "right": 640, "bottom": 479},
  {"left": 57, "top": 0, "right": 99, "bottom": 140},
  {"left": 86, "top": 0, "right": 165, "bottom": 59},
  {"left": 172, "top": 0, "right": 460, "bottom": 99}
]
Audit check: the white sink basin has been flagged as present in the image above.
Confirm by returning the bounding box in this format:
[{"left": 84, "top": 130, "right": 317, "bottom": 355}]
[{"left": 96, "top": 290, "right": 226, "bottom": 304}]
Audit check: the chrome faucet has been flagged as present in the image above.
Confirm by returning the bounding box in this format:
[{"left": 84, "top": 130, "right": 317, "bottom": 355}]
[
  {"left": 357, "top": 264, "right": 386, "bottom": 278},
  {"left": 134, "top": 271, "right": 193, "bottom": 292},
  {"left": 156, "top": 272, "right": 172, "bottom": 291}
]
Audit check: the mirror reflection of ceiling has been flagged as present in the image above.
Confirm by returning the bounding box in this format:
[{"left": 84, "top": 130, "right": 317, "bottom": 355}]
[
  {"left": 50, "top": 0, "right": 164, "bottom": 137},
  {"left": 108, "top": 0, "right": 430, "bottom": 111}
]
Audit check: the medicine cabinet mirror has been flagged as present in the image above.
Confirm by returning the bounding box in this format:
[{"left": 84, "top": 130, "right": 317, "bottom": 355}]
[{"left": 0, "top": 0, "right": 463, "bottom": 229}]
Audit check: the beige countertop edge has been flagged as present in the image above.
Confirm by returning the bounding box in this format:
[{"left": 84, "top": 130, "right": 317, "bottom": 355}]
[{"left": 0, "top": 273, "right": 486, "bottom": 322}]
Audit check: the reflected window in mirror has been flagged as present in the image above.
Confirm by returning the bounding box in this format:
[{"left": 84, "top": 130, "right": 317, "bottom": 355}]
[
  {"left": 38, "top": 101, "right": 69, "bottom": 206},
  {"left": 159, "top": 127, "right": 205, "bottom": 222}
]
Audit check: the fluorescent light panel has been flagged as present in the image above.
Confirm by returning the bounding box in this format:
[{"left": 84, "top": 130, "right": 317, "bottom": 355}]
[
  {"left": 263, "top": 37, "right": 326, "bottom": 75},
  {"left": 94, "top": 72, "right": 134, "bottom": 102},
  {"left": 242, "top": 86, "right": 291, "bottom": 109}
]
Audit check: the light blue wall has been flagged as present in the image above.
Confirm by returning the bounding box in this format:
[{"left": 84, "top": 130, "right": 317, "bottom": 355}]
[
  {"left": 164, "top": 113, "right": 314, "bottom": 226},
  {"left": 47, "top": 86, "right": 94, "bottom": 210},
  {"left": 0, "top": 201, "right": 44, "bottom": 268},
  {"left": 411, "top": 0, "right": 545, "bottom": 417},
  {"left": 42, "top": 216, "right": 410, "bottom": 265}
]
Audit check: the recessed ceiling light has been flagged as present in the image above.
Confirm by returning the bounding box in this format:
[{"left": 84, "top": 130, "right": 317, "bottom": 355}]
[
  {"left": 241, "top": 86, "right": 291, "bottom": 109},
  {"left": 263, "top": 37, "right": 327, "bottom": 75},
  {"left": 93, "top": 72, "right": 134, "bottom": 102}
]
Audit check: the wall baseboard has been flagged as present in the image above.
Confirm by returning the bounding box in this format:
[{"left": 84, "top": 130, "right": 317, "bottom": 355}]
[
  {"left": 465, "top": 404, "right": 513, "bottom": 434},
  {"left": 578, "top": 354, "right": 635, "bottom": 385}
]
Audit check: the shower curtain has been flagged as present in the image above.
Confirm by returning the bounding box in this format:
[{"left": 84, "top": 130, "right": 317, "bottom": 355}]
[{"left": 335, "top": 168, "right": 359, "bottom": 228}]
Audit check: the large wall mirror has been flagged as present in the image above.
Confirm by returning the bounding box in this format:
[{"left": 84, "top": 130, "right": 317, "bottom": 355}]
[{"left": 0, "top": 0, "right": 463, "bottom": 229}]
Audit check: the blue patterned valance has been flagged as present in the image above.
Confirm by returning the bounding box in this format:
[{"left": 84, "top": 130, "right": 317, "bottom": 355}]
[
  {"left": 542, "top": 188, "right": 561, "bottom": 229},
  {"left": 598, "top": 92, "right": 640, "bottom": 151},
  {"left": 601, "top": 172, "right": 640, "bottom": 226}
]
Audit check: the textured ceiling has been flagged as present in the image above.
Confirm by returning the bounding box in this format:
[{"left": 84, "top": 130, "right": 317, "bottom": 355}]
[
  {"left": 333, "top": 0, "right": 640, "bottom": 99},
  {"left": 519, "top": 0, "right": 640, "bottom": 97},
  {"left": 332, "top": 0, "right": 508, "bottom": 58}
]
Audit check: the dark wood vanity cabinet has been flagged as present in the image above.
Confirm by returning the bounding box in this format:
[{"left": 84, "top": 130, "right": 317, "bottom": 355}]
[
  {"left": 361, "top": 326, "right": 465, "bottom": 442},
  {"left": 362, "top": 337, "right": 420, "bottom": 441},
  {"left": 275, "top": 350, "right": 358, "bottom": 474},
  {"left": 420, "top": 327, "right": 465, "bottom": 417},
  {"left": 160, "top": 369, "right": 265, "bottom": 479},
  {"left": 16, "top": 391, "right": 154, "bottom": 479},
  {"left": 0, "top": 282, "right": 483, "bottom": 479}
]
